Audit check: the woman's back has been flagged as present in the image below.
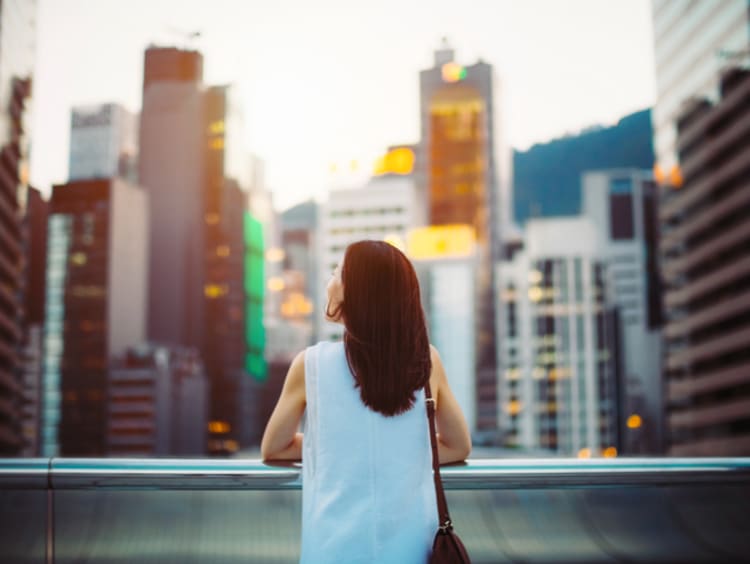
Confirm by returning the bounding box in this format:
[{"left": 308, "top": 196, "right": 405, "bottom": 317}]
[{"left": 301, "top": 341, "right": 438, "bottom": 563}]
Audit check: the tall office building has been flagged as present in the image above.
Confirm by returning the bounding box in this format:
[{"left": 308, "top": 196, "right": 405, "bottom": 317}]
[
  {"left": 140, "top": 48, "right": 261, "bottom": 453},
  {"left": 139, "top": 46, "right": 205, "bottom": 351},
  {"left": 0, "top": 0, "right": 36, "bottom": 454},
  {"left": 318, "top": 149, "right": 420, "bottom": 342},
  {"left": 409, "top": 225, "right": 479, "bottom": 433},
  {"left": 42, "top": 178, "right": 148, "bottom": 456},
  {"left": 650, "top": 0, "right": 749, "bottom": 188},
  {"left": 69, "top": 103, "right": 138, "bottom": 182},
  {"left": 582, "top": 170, "right": 662, "bottom": 454},
  {"left": 498, "top": 218, "right": 622, "bottom": 456},
  {"left": 108, "top": 344, "right": 207, "bottom": 456},
  {"left": 661, "top": 68, "right": 750, "bottom": 456},
  {"left": 419, "top": 41, "right": 510, "bottom": 432}
]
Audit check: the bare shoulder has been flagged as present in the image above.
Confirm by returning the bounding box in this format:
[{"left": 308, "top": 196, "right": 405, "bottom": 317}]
[{"left": 285, "top": 349, "right": 306, "bottom": 390}]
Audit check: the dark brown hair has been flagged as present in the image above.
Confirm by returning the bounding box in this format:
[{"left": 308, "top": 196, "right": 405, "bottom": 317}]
[{"left": 327, "top": 240, "right": 432, "bottom": 416}]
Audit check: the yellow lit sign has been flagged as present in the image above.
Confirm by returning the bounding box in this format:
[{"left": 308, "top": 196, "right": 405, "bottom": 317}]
[
  {"left": 406, "top": 225, "right": 475, "bottom": 260},
  {"left": 373, "top": 147, "right": 415, "bottom": 176},
  {"left": 441, "top": 62, "right": 467, "bottom": 83}
]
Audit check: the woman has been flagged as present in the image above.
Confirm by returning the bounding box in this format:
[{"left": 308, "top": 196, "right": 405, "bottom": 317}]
[{"left": 261, "top": 240, "right": 471, "bottom": 563}]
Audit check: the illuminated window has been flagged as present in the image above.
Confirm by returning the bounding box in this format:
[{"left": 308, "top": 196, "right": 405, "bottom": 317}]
[
  {"left": 208, "top": 120, "right": 225, "bottom": 135},
  {"left": 204, "top": 284, "right": 228, "bottom": 299},
  {"left": 208, "top": 421, "right": 230, "bottom": 434}
]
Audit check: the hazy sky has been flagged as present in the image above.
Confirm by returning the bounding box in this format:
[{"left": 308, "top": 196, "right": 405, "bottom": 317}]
[{"left": 29, "top": 0, "right": 656, "bottom": 211}]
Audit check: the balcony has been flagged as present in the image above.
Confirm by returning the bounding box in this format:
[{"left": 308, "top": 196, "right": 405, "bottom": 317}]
[{"left": 1, "top": 457, "right": 749, "bottom": 563}]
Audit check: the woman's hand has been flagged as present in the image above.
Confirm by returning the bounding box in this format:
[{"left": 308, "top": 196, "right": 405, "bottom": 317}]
[{"left": 261, "top": 351, "right": 306, "bottom": 461}]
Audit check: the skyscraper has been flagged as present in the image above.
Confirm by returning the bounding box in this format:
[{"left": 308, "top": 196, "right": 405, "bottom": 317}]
[
  {"left": 0, "top": 0, "right": 36, "bottom": 455},
  {"left": 661, "top": 68, "right": 750, "bottom": 456},
  {"left": 419, "top": 41, "right": 510, "bottom": 433},
  {"left": 650, "top": 0, "right": 749, "bottom": 190},
  {"left": 42, "top": 178, "right": 148, "bottom": 455},
  {"left": 139, "top": 46, "right": 205, "bottom": 350},
  {"left": 69, "top": 103, "right": 138, "bottom": 182},
  {"left": 139, "top": 47, "right": 260, "bottom": 453}
]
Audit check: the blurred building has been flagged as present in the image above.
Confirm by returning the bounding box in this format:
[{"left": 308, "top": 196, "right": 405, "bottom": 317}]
[
  {"left": 19, "top": 187, "right": 47, "bottom": 456},
  {"left": 139, "top": 46, "right": 263, "bottom": 454},
  {"left": 280, "top": 200, "right": 318, "bottom": 330},
  {"left": 498, "top": 218, "right": 622, "bottom": 456},
  {"left": 582, "top": 170, "right": 663, "bottom": 454},
  {"left": 42, "top": 178, "right": 148, "bottom": 456},
  {"left": 661, "top": 68, "right": 750, "bottom": 456},
  {"left": 108, "top": 344, "right": 207, "bottom": 456},
  {"left": 0, "top": 0, "right": 36, "bottom": 455},
  {"left": 69, "top": 103, "right": 138, "bottom": 182},
  {"left": 419, "top": 40, "right": 510, "bottom": 433},
  {"left": 409, "top": 225, "right": 479, "bottom": 433},
  {"left": 139, "top": 46, "right": 205, "bottom": 351},
  {"left": 318, "top": 149, "right": 420, "bottom": 341},
  {"left": 650, "top": 0, "right": 750, "bottom": 189}
]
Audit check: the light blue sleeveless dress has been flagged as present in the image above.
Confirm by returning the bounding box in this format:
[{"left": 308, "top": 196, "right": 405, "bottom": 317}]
[{"left": 300, "top": 341, "right": 438, "bottom": 563}]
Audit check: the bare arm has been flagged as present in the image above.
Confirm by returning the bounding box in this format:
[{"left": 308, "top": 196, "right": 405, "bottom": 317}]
[
  {"left": 430, "top": 345, "right": 472, "bottom": 464},
  {"left": 260, "top": 351, "right": 306, "bottom": 461}
]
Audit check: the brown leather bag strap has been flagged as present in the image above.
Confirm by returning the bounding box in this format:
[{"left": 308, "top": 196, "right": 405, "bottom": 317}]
[{"left": 425, "top": 381, "right": 452, "bottom": 531}]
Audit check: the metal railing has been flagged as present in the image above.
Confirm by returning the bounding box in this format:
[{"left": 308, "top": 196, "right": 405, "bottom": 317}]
[
  {"left": 2, "top": 457, "right": 750, "bottom": 563},
  {"left": 3, "top": 456, "right": 750, "bottom": 490}
]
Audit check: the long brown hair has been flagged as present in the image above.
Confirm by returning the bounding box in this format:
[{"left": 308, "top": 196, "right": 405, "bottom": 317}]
[{"left": 327, "top": 240, "right": 432, "bottom": 416}]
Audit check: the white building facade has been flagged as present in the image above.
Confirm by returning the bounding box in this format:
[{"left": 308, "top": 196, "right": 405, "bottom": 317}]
[
  {"left": 582, "top": 170, "right": 663, "bottom": 453},
  {"left": 498, "top": 218, "right": 620, "bottom": 456},
  {"left": 317, "top": 175, "right": 419, "bottom": 341}
]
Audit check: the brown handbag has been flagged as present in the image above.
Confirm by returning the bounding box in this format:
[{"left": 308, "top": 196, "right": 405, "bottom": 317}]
[{"left": 425, "top": 382, "right": 471, "bottom": 563}]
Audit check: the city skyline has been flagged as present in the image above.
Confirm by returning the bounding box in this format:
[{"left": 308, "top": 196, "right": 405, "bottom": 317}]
[{"left": 29, "top": 0, "right": 657, "bottom": 211}]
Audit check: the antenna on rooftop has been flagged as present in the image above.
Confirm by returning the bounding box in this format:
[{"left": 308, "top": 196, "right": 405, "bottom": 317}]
[{"left": 162, "top": 25, "right": 202, "bottom": 49}]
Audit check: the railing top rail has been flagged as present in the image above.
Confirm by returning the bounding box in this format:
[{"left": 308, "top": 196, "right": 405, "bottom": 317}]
[{"left": 2, "top": 457, "right": 750, "bottom": 490}]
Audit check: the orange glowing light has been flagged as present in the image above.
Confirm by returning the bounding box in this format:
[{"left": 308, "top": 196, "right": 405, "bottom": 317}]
[
  {"left": 669, "top": 165, "right": 683, "bottom": 188},
  {"left": 216, "top": 245, "right": 230, "bottom": 257},
  {"left": 577, "top": 448, "right": 592, "bottom": 459},
  {"left": 603, "top": 446, "right": 618, "bottom": 458},
  {"left": 208, "top": 421, "right": 230, "bottom": 434},
  {"left": 627, "top": 414, "right": 642, "bottom": 429}
]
